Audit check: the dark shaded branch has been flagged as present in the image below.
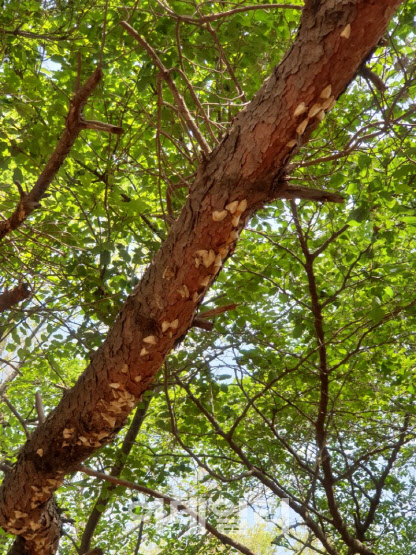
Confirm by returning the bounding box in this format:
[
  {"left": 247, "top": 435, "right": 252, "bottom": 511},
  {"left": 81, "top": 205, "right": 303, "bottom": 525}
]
[
  {"left": 133, "top": 519, "right": 144, "bottom": 555},
  {"left": 192, "top": 318, "right": 214, "bottom": 331},
  {"left": 359, "top": 65, "right": 387, "bottom": 93},
  {"left": 0, "top": 284, "right": 30, "bottom": 314},
  {"left": 279, "top": 185, "right": 344, "bottom": 204},
  {"left": 79, "top": 398, "right": 152, "bottom": 554},
  {"left": 80, "top": 119, "right": 124, "bottom": 134},
  {"left": 2, "top": 397, "right": 30, "bottom": 438},
  {"left": 0, "top": 463, "right": 13, "bottom": 475},
  {"left": 290, "top": 201, "right": 373, "bottom": 555}
]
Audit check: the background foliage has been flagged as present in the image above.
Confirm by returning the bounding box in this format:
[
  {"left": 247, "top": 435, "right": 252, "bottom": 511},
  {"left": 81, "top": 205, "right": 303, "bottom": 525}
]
[{"left": 1, "top": 0, "right": 416, "bottom": 553}]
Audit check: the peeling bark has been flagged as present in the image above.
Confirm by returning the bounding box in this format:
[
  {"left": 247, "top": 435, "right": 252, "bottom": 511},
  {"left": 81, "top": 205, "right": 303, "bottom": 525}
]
[{"left": 0, "top": 1, "right": 404, "bottom": 553}]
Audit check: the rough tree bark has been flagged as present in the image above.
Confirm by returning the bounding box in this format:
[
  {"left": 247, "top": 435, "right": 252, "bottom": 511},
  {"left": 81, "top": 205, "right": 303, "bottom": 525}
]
[{"left": 0, "top": 1, "right": 404, "bottom": 553}]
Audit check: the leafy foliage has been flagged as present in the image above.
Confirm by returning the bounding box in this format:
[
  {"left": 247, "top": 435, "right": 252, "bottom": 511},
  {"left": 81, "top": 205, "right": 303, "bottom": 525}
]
[{"left": 1, "top": 1, "right": 416, "bottom": 554}]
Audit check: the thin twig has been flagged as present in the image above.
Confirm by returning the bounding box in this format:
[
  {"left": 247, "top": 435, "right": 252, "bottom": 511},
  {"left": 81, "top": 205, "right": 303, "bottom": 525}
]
[
  {"left": 203, "top": 20, "right": 246, "bottom": 102},
  {"left": 120, "top": 21, "right": 210, "bottom": 156},
  {"left": 99, "top": 0, "right": 109, "bottom": 67},
  {"left": 3, "top": 396, "right": 30, "bottom": 438},
  {"left": 155, "top": 1, "right": 302, "bottom": 24},
  {"left": 75, "top": 52, "right": 82, "bottom": 92},
  {"left": 78, "top": 465, "right": 257, "bottom": 555}
]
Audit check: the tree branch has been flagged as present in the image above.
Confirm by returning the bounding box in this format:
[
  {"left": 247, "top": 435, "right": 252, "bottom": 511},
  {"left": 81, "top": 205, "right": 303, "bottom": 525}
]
[
  {"left": 0, "top": 284, "right": 30, "bottom": 314},
  {"left": 155, "top": 2, "right": 302, "bottom": 24},
  {"left": 3, "top": 29, "right": 74, "bottom": 41},
  {"left": 35, "top": 392, "right": 45, "bottom": 425},
  {"left": 2, "top": 397, "right": 30, "bottom": 439},
  {"left": 175, "top": 374, "right": 340, "bottom": 555},
  {"left": 79, "top": 119, "right": 124, "bottom": 134},
  {"left": 0, "top": 67, "right": 123, "bottom": 242},
  {"left": 278, "top": 184, "right": 344, "bottom": 203},
  {"left": 0, "top": 2, "right": 403, "bottom": 552},
  {"left": 357, "top": 414, "right": 411, "bottom": 539},
  {"left": 359, "top": 64, "right": 387, "bottom": 93},
  {"left": 290, "top": 201, "right": 373, "bottom": 555},
  {"left": 78, "top": 465, "right": 258, "bottom": 555},
  {"left": 120, "top": 21, "right": 211, "bottom": 156},
  {"left": 79, "top": 398, "right": 152, "bottom": 554},
  {"left": 198, "top": 302, "right": 239, "bottom": 320}
]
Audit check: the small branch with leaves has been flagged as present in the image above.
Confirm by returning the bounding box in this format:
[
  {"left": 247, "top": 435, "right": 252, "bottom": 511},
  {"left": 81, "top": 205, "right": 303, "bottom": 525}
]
[
  {"left": 121, "top": 21, "right": 211, "bottom": 157},
  {"left": 0, "top": 67, "right": 123, "bottom": 242},
  {"left": 78, "top": 465, "right": 257, "bottom": 555},
  {"left": 154, "top": 1, "right": 302, "bottom": 25}
]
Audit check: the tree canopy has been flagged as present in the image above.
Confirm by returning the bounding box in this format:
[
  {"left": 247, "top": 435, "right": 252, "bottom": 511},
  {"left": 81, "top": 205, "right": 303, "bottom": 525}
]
[{"left": 1, "top": 0, "right": 416, "bottom": 554}]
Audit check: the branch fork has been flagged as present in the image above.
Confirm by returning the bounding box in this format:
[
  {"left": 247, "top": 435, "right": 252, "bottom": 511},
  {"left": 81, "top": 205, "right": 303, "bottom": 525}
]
[{"left": 0, "top": 67, "right": 123, "bottom": 242}]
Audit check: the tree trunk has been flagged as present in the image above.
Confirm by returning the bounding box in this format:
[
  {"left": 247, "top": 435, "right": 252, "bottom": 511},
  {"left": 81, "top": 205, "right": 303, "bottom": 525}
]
[{"left": 0, "top": 1, "right": 403, "bottom": 553}]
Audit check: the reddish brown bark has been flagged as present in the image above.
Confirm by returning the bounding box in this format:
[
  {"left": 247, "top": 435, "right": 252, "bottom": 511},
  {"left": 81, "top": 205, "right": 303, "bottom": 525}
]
[{"left": 0, "top": 1, "right": 404, "bottom": 553}]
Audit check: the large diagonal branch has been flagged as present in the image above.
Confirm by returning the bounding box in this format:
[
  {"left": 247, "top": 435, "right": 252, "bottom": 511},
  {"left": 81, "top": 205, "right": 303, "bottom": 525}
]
[
  {"left": 0, "top": 68, "right": 123, "bottom": 242},
  {"left": 0, "top": 1, "right": 404, "bottom": 553}
]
